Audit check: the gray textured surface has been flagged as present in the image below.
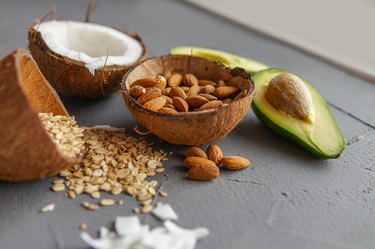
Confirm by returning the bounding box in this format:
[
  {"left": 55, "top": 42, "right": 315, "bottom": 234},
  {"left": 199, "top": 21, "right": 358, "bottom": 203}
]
[{"left": 0, "top": 0, "right": 374, "bottom": 249}]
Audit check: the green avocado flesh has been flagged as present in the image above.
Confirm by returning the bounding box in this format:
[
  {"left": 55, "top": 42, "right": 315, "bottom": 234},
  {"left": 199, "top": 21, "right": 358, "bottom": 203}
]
[
  {"left": 252, "top": 68, "right": 345, "bottom": 158},
  {"left": 169, "top": 46, "right": 269, "bottom": 74}
]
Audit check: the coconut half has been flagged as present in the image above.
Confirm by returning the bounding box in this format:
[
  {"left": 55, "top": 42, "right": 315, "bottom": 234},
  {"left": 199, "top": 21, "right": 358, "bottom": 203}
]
[
  {"left": 0, "top": 49, "right": 80, "bottom": 181},
  {"left": 28, "top": 20, "right": 146, "bottom": 98}
]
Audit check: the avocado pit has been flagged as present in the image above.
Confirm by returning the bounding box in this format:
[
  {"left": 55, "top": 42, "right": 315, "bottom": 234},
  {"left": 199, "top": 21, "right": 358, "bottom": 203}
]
[{"left": 265, "top": 72, "right": 314, "bottom": 123}]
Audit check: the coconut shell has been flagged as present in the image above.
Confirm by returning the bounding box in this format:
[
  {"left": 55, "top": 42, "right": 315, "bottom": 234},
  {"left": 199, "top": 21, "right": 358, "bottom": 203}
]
[
  {"left": 28, "top": 24, "right": 147, "bottom": 99},
  {"left": 0, "top": 49, "right": 79, "bottom": 181},
  {"left": 121, "top": 55, "right": 255, "bottom": 146}
]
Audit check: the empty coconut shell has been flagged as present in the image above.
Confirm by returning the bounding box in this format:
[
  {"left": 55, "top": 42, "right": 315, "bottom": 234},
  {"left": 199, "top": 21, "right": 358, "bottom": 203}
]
[
  {"left": 121, "top": 55, "right": 255, "bottom": 145},
  {"left": 0, "top": 49, "right": 80, "bottom": 181},
  {"left": 28, "top": 20, "right": 147, "bottom": 98}
]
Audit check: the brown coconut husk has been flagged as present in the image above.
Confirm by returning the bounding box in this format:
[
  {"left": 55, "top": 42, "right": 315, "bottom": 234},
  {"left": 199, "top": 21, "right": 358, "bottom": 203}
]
[
  {"left": 28, "top": 22, "right": 147, "bottom": 99},
  {"left": 121, "top": 55, "right": 255, "bottom": 146},
  {"left": 0, "top": 49, "right": 79, "bottom": 181}
]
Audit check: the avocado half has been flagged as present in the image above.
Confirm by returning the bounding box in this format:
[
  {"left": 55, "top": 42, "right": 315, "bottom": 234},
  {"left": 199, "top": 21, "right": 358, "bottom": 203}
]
[
  {"left": 170, "top": 46, "right": 268, "bottom": 75},
  {"left": 252, "top": 68, "right": 345, "bottom": 158}
]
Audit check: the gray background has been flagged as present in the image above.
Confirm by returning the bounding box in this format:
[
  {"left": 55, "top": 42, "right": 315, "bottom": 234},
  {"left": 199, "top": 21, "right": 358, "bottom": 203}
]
[{"left": 0, "top": 0, "right": 374, "bottom": 249}]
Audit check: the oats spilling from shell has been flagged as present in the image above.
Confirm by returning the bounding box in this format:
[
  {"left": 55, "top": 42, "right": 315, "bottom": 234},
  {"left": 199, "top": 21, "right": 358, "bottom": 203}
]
[
  {"left": 52, "top": 125, "right": 168, "bottom": 207},
  {"left": 39, "top": 113, "right": 85, "bottom": 158}
]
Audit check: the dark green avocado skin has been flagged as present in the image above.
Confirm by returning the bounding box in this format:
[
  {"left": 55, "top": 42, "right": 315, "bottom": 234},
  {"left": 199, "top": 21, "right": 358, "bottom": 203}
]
[{"left": 252, "top": 103, "right": 340, "bottom": 159}]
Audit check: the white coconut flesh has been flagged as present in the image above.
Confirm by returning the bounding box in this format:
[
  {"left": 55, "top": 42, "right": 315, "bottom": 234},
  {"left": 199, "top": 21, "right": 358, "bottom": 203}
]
[{"left": 34, "top": 20, "right": 143, "bottom": 74}]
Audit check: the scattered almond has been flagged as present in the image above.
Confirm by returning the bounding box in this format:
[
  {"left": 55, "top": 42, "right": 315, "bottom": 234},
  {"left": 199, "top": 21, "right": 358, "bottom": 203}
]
[
  {"left": 187, "top": 163, "right": 219, "bottom": 181},
  {"left": 221, "top": 156, "right": 250, "bottom": 170},
  {"left": 206, "top": 144, "right": 223, "bottom": 165},
  {"left": 184, "top": 156, "right": 217, "bottom": 170},
  {"left": 183, "top": 147, "right": 208, "bottom": 159}
]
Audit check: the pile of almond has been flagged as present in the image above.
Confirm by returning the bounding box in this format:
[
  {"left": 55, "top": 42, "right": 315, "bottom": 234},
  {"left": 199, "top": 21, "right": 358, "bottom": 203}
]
[
  {"left": 128, "top": 72, "right": 247, "bottom": 113},
  {"left": 183, "top": 144, "right": 250, "bottom": 181}
]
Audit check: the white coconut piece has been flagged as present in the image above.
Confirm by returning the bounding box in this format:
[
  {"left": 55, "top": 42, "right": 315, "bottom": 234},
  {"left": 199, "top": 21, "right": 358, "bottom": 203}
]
[
  {"left": 34, "top": 20, "right": 143, "bottom": 74},
  {"left": 80, "top": 231, "right": 113, "bottom": 249},
  {"left": 168, "top": 235, "right": 197, "bottom": 249},
  {"left": 151, "top": 203, "right": 178, "bottom": 221},
  {"left": 115, "top": 216, "right": 141, "bottom": 237},
  {"left": 81, "top": 216, "right": 209, "bottom": 249},
  {"left": 122, "top": 225, "right": 150, "bottom": 248},
  {"left": 142, "top": 227, "right": 172, "bottom": 249},
  {"left": 164, "top": 220, "right": 210, "bottom": 240}
]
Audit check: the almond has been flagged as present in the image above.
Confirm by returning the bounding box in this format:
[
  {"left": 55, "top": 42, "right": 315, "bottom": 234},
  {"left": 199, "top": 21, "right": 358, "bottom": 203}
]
[
  {"left": 164, "top": 70, "right": 172, "bottom": 80},
  {"left": 200, "top": 85, "right": 216, "bottom": 94},
  {"left": 143, "top": 96, "right": 166, "bottom": 112},
  {"left": 183, "top": 147, "right": 208, "bottom": 159},
  {"left": 185, "top": 156, "right": 215, "bottom": 169},
  {"left": 198, "top": 79, "right": 215, "bottom": 86},
  {"left": 132, "top": 75, "right": 166, "bottom": 89},
  {"left": 206, "top": 144, "right": 223, "bottom": 165},
  {"left": 187, "top": 85, "right": 200, "bottom": 96},
  {"left": 172, "top": 96, "right": 189, "bottom": 112},
  {"left": 198, "top": 100, "right": 223, "bottom": 111},
  {"left": 214, "top": 86, "right": 238, "bottom": 99},
  {"left": 198, "top": 93, "right": 217, "bottom": 101},
  {"left": 129, "top": 85, "right": 146, "bottom": 98},
  {"left": 169, "top": 87, "right": 187, "bottom": 99},
  {"left": 183, "top": 74, "right": 198, "bottom": 87},
  {"left": 233, "top": 90, "right": 247, "bottom": 101},
  {"left": 159, "top": 107, "right": 178, "bottom": 114},
  {"left": 181, "top": 86, "right": 190, "bottom": 92},
  {"left": 162, "top": 95, "right": 173, "bottom": 104},
  {"left": 184, "top": 157, "right": 219, "bottom": 181},
  {"left": 187, "top": 166, "right": 220, "bottom": 181},
  {"left": 185, "top": 95, "right": 209, "bottom": 108},
  {"left": 227, "top": 76, "right": 244, "bottom": 88},
  {"left": 162, "top": 87, "right": 171, "bottom": 95},
  {"left": 221, "top": 156, "right": 250, "bottom": 170},
  {"left": 164, "top": 103, "right": 176, "bottom": 110},
  {"left": 167, "top": 73, "right": 183, "bottom": 87},
  {"left": 217, "top": 80, "right": 226, "bottom": 87},
  {"left": 137, "top": 88, "right": 162, "bottom": 105}
]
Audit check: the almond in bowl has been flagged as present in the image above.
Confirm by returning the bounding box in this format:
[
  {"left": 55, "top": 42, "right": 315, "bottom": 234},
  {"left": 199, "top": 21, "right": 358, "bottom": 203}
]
[{"left": 121, "top": 55, "right": 255, "bottom": 145}]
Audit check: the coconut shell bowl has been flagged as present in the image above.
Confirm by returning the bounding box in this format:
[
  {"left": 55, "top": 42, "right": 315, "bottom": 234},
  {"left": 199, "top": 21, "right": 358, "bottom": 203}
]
[{"left": 121, "top": 55, "right": 255, "bottom": 146}]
